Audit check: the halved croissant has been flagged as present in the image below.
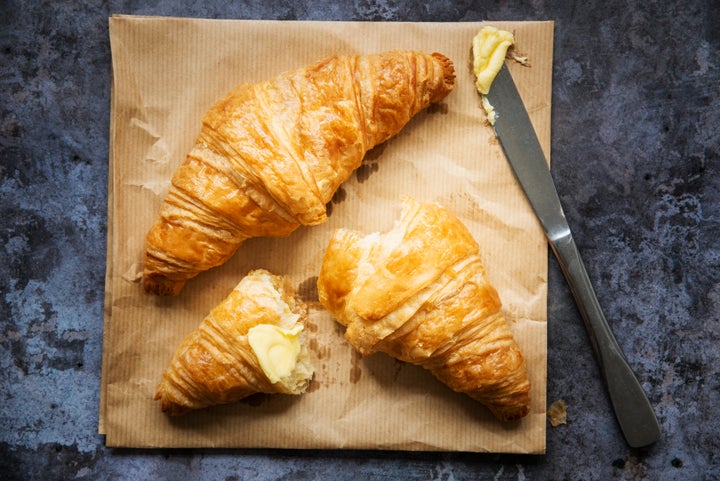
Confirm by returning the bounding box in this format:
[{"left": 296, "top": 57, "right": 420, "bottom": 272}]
[
  {"left": 154, "top": 269, "right": 314, "bottom": 415},
  {"left": 317, "top": 197, "right": 531, "bottom": 421},
  {"left": 143, "top": 50, "right": 456, "bottom": 295}
]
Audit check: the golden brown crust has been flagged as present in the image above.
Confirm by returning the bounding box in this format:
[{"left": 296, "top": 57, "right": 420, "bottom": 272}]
[
  {"left": 143, "top": 51, "right": 456, "bottom": 296},
  {"left": 154, "top": 269, "right": 313, "bottom": 415},
  {"left": 317, "top": 197, "right": 531, "bottom": 422},
  {"left": 351, "top": 199, "right": 478, "bottom": 322}
]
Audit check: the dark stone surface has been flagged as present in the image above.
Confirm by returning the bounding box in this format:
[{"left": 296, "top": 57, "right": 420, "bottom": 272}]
[{"left": 1, "top": 0, "right": 719, "bottom": 479}]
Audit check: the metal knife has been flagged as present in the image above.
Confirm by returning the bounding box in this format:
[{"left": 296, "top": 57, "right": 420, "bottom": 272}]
[{"left": 485, "top": 64, "right": 661, "bottom": 448}]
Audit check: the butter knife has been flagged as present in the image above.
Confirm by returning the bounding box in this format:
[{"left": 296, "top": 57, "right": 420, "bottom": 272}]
[{"left": 485, "top": 64, "right": 661, "bottom": 448}]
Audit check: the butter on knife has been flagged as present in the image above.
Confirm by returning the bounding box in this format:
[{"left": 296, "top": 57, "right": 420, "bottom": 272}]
[{"left": 472, "top": 26, "right": 528, "bottom": 125}]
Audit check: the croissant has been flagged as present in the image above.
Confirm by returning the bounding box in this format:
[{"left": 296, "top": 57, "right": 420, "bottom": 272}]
[
  {"left": 317, "top": 197, "right": 531, "bottom": 421},
  {"left": 143, "top": 50, "right": 456, "bottom": 295},
  {"left": 154, "top": 269, "right": 314, "bottom": 415}
]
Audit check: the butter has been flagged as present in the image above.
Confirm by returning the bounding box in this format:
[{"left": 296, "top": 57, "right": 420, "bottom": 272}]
[
  {"left": 248, "top": 323, "right": 303, "bottom": 384},
  {"left": 472, "top": 26, "right": 515, "bottom": 95},
  {"left": 481, "top": 96, "right": 497, "bottom": 125}
]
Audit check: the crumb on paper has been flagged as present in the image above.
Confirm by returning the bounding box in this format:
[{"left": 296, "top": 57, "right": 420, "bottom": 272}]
[
  {"left": 547, "top": 399, "right": 568, "bottom": 427},
  {"left": 508, "top": 49, "right": 530, "bottom": 67}
]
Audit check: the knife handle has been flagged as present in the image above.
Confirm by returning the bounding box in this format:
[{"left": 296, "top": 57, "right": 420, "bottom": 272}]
[{"left": 550, "top": 232, "right": 661, "bottom": 448}]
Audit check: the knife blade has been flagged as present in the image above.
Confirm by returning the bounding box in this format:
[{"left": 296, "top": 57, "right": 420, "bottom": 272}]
[{"left": 485, "top": 64, "right": 661, "bottom": 448}]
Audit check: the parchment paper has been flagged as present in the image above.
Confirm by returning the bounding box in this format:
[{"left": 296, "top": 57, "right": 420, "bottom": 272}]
[{"left": 102, "top": 15, "right": 553, "bottom": 453}]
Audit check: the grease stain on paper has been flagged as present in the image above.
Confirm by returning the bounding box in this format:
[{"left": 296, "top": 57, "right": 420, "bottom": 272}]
[
  {"left": 304, "top": 318, "right": 319, "bottom": 334},
  {"left": 332, "top": 186, "right": 347, "bottom": 204},
  {"left": 305, "top": 378, "right": 321, "bottom": 393},
  {"left": 326, "top": 187, "right": 347, "bottom": 217},
  {"left": 355, "top": 161, "right": 380, "bottom": 183},
  {"left": 349, "top": 349, "right": 363, "bottom": 384},
  {"left": 296, "top": 276, "right": 319, "bottom": 302},
  {"left": 355, "top": 143, "right": 386, "bottom": 184},
  {"left": 309, "top": 337, "right": 330, "bottom": 360}
]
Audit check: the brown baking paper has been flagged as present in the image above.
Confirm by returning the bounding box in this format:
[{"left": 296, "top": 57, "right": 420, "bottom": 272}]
[{"left": 101, "top": 15, "right": 553, "bottom": 453}]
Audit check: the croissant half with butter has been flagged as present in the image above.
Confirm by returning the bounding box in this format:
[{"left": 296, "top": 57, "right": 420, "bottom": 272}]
[
  {"left": 155, "top": 269, "right": 314, "bottom": 415},
  {"left": 143, "top": 50, "right": 455, "bottom": 295},
  {"left": 317, "top": 197, "right": 531, "bottom": 421}
]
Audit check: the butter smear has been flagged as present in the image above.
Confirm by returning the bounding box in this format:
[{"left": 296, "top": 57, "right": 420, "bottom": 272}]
[
  {"left": 472, "top": 26, "right": 521, "bottom": 125},
  {"left": 248, "top": 323, "right": 303, "bottom": 384},
  {"left": 472, "top": 26, "right": 515, "bottom": 95}
]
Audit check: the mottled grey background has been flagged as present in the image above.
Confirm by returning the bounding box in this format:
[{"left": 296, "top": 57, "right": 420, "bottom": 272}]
[{"left": 1, "top": 0, "right": 719, "bottom": 480}]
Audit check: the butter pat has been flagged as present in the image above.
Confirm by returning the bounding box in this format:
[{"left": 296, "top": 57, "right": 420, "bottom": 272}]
[
  {"left": 248, "top": 324, "right": 303, "bottom": 384},
  {"left": 472, "top": 26, "right": 515, "bottom": 95}
]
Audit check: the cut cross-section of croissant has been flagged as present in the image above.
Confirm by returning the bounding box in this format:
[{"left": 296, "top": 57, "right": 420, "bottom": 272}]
[
  {"left": 143, "top": 50, "right": 456, "bottom": 295},
  {"left": 154, "top": 269, "right": 314, "bottom": 415},
  {"left": 317, "top": 196, "right": 531, "bottom": 422}
]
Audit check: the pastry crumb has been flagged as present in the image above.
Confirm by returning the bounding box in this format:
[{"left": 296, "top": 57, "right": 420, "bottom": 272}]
[
  {"left": 508, "top": 48, "right": 530, "bottom": 67},
  {"left": 547, "top": 399, "right": 568, "bottom": 427}
]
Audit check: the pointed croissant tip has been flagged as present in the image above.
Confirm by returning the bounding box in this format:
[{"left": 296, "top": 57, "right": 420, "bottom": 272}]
[
  {"left": 430, "top": 52, "right": 456, "bottom": 101},
  {"left": 143, "top": 272, "right": 185, "bottom": 296},
  {"left": 488, "top": 402, "right": 531, "bottom": 422},
  {"left": 155, "top": 385, "right": 194, "bottom": 416}
]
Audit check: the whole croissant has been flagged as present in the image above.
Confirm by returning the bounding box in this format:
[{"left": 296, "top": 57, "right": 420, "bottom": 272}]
[
  {"left": 143, "top": 50, "right": 455, "bottom": 295},
  {"left": 154, "top": 269, "right": 314, "bottom": 415},
  {"left": 317, "top": 197, "right": 531, "bottom": 421}
]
